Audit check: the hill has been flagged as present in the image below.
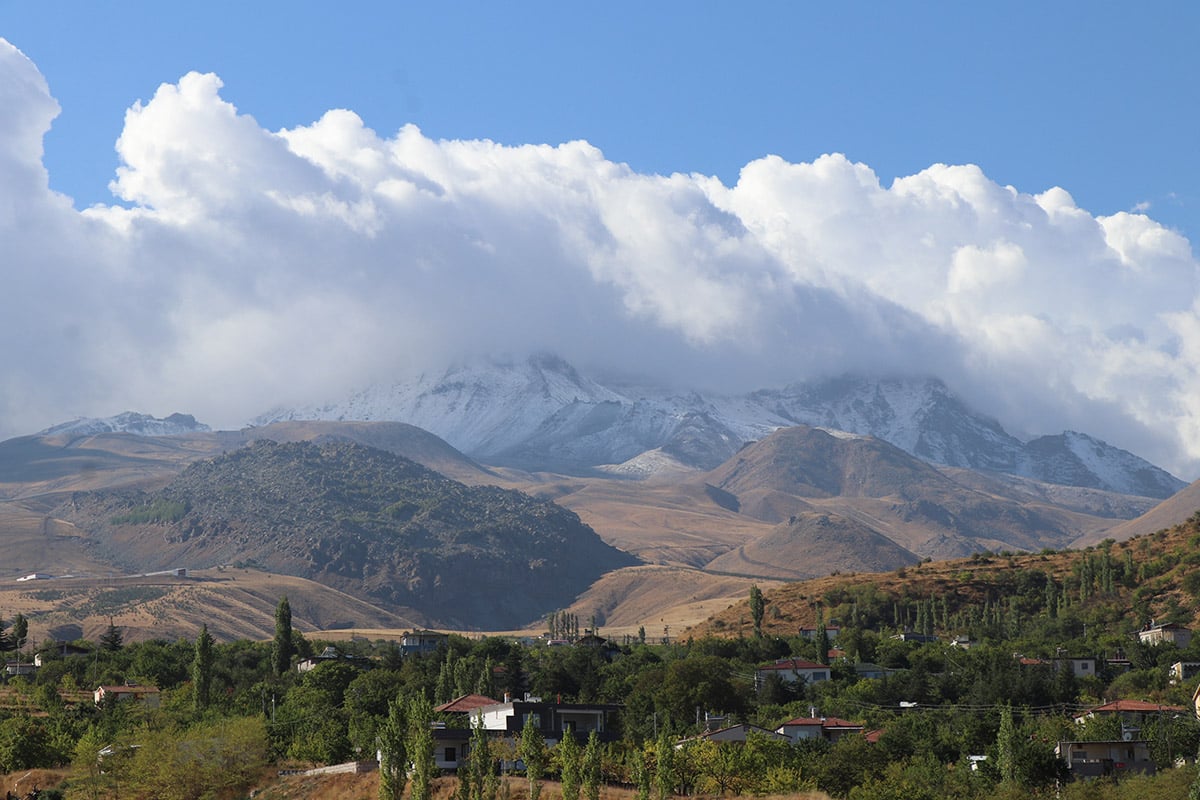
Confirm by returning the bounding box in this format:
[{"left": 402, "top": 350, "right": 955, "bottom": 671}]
[
  {"left": 698, "top": 425, "right": 1134, "bottom": 565},
  {"left": 686, "top": 508, "right": 1200, "bottom": 641},
  {"left": 57, "top": 439, "right": 637, "bottom": 629}
]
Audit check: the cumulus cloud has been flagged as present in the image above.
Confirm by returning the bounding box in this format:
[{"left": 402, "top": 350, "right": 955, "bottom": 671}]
[{"left": 3, "top": 38, "right": 1200, "bottom": 478}]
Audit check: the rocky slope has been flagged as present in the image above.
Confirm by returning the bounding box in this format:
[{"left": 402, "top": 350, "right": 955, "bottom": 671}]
[{"left": 58, "top": 439, "right": 637, "bottom": 629}]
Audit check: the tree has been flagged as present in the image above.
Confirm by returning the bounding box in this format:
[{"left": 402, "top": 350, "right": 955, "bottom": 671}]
[
  {"left": 11, "top": 614, "right": 27, "bottom": 655},
  {"left": 749, "top": 585, "right": 765, "bottom": 638},
  {"left": 631, "top": 745, "right": 651, "bottom": 800},
  {"left": 996, "top": 704, "right": 1016, "bottom": 787},
  {"left": 378, "top": 693, "right": 407, "bottom": 800},
  {"left": 272, "top": 596, "right": 294, "bottom": 676},
  {"left": 519, "top": 714, "right": 547, "bottom": 800},
  {"left": 655, "top": 728, "right": 676, "bottom": 800},
  {"left": 408, "top": 694, "right": 437, "bottom": 800},
  {"left": 816, "top": 609, "right": 830, "bottom": 666},
  {"left": 99, "top": 619, "right": 124, "bottom": 652},
  {"left": 558, "top": 728, "right": 581, "bottom": 800},
  {"left": 582, "top": 730, "right": 602, "bottom": 800},
  {"left": 192, "top": 624, "right": 215, "bottom": 712},
  {"left": 471, "top": 714, "right": 499, "bottom": 800}
]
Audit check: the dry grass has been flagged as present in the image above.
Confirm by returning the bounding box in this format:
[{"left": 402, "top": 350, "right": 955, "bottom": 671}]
[{"left": 246, "top": 774, "right": 834, "bottom": 800}]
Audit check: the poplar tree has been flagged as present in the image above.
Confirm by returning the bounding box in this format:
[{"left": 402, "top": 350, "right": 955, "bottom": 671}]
[
  {"left": 582, "top": 730, "right": 601, "bottom": 800},
  {"left": 272, "top": 596, "right": 294, "bottom": 676},
  {"left": 749, "top": 585, "right": 765, "bottom": 637},
  {"left": 408, "top": 695, "right": 436, "bottom": 800},
  {"left": 378, "top": 693, "right": 408, "bottom": 800},
  {"left": 558, "top": 728, "right": 581, "bottom": 800},
  {"left": 519, "top": 715, "right": 546, "bottom": 800},
  {"left": 192, "top": 624, "right": 214, "bottom": 712}
]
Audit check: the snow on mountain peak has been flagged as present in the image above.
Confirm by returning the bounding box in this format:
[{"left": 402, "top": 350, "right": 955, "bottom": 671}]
[
  {"left": 39, "top": 412, "right": 211, "bottom": 437},
  {"left": 252, "top": 355, "right": 1185, "bottom": 498}
]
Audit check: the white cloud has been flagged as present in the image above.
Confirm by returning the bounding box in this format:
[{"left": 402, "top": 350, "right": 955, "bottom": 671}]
[{"left": 3, "top": 38, "right": 1200, "bottom": 479}]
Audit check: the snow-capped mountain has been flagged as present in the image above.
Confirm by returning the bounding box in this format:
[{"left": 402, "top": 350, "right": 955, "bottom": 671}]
[
  {"left": 39, "top": 412, "right": 211, "bottom": 437},
  {"left": 255, "top": 355, "right": 1185, "bottom": 498}
]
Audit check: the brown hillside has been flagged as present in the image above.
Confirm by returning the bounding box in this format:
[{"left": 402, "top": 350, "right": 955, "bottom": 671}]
[
  {"left": 1092, "top": 478, "right": 1200, "bottom": 546},
  {"left": 686, "top": 514, "right": 1200, "bottom": 640},
  {"left": 705, "top": 511, "right": 921, "bottom": 580},
  {"left": 0, "top": 567, "right": 421, "bottom": 645}
]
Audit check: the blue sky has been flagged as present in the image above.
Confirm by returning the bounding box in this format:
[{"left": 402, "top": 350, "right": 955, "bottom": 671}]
[
  {"left": 4, "top": 3, "right": 1198, "bottom": 241},
  {"left": 4, "top": 3, "right": 1200, "bottom": 479}
]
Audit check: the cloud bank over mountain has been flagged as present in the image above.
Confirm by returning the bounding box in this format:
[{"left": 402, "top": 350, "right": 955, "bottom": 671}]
[{"left": 2, "top": 39, "right": 1198, "bottom": 478}]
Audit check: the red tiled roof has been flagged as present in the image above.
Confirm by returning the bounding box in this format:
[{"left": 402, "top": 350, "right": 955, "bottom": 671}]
[
  {"left": 1086, "top": 700, "right": 1186, "bottom": 714},
  {"left": 779, "top": 717, "right": 823, "bottom": 727},
  {"left": 434, "top": 694, "right": 500, "bottom": 713}
]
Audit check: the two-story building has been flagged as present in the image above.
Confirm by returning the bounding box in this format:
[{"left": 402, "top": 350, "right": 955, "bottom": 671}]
[
  {"left": 469, "top": 694, "right": 621, "bottom": 744},
  {"left": 1138, "top": 622, "right": 1192, "bottom": 648},
  {"left": 1056, "top": 739, "right": 1156, "bottom": 779}
]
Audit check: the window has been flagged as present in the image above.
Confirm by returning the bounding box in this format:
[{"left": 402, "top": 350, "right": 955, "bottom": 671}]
[{"left": 445, "top": 747, "right": 456, "bottom": 763}]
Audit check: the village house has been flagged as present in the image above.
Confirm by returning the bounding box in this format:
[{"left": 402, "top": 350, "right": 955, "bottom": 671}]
[
  {"left": 469, "top": 694, "right": 621, "bottom": 743},
  {"left": 1056, "top": 739, "right": 1156, "bottom": 779},
  {"left": 401, "top": 630, "right": 448, "bottom": 656},
  {"left": 1170, "top": 661, "right": 1200, "bottom": 682},
  {"left": 34, "top": 642, "right": 91, "bottom": 667},
  {"left": 1137, "top": 621, "right": 1192, "bottom": 648},
  {"left": 754, "top": 658, "right": 830, "bottom": 688},
  {"left": 93, "top": 684, "right": 161, "bottom": 708},
  {"left": 677, "top": 723, "right": 789, "bottom": 746},
  {"left": 775, "top": 716, "right": 865, "bottom": 743},
  {"left": 4, "top": 661, "right": 36, "bottom": 677},
  {"left": 1073, "top": 699, "right": 1186, "bottom": 738}
]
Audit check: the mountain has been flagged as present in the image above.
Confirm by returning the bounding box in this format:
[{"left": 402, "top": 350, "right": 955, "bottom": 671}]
[
  {"left": 39, "top": 412, "right": 211, "bottom": 437},
  {"left": 698, "top": 425, "right": 1120, "bottom": 562},
  {"left": 256, "top": 355, "right": 1185, "bottom": 498},
  {"left": 58, "top": 439, "right": 637, "bottom": 629}
]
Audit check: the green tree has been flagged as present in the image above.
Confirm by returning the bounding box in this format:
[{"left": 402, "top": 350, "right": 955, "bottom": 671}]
[
  {"left": 126, "top": 715, "right": 268, "bottom": 800},
  {"left": 655, "top": 728, "right": 676, "bottom": 800},
  {"left": 631, "top": 744, "right": 651, "bottom": 800},
  {"left": 582, "top": 730, "right": 602, "bottom": 800},
  {"left": 996, "top": 704, "right": 1016, "bottom": 787},
  {"left": 471, "top": 714, "right": 498, "bottom": 800},
  {"left": 749, "top": 585, "right": 765, "bottom": 638},
  {"left": 192, "top": 623, "right": 215, "bottom": 712},
  {"left": 408, "top": 694, "right": 437, "bottom": 800},
  {"left": 378, "top": 693, "right": 408, "bottom": 800},
  {"left": 99, "top": 620, "right": 124, "bottom": 652},
  {"left": 11, "top": 613, "right": 27, "bottom": 654},
  {"left": 519, "top": 714, "right": 547, "bottom": 800},
  {"left": 558, "top": 728, "right": 581, "bottom": 800},
  {"left": 272, "top": 595, "right": 294, "bottom": 676}
]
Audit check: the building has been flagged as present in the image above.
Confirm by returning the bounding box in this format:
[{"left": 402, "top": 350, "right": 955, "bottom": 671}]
[
  {"left": 754, "top": 658, "right": 830, "bottom": 687},
  {"left": 775, "top": 716, "right": 865, "bottom": 743},
  {"left": 401, "top": 630, "right": 448, "bottom": 656},
  {"left": 4, "top": 661, "right": 36, "bottom": 677},
  {"left": 1056, "top": 740, "right": 1156, "bottom": 779},
  {"left": 1170, "top": 661, "right": 1200, "bottom": 682},
  {"left": 1138, "top": 622, "right": 1192, "bottom": 648},
  {"left": 469, "top": 694, "right": 620, "bottom": 743},
  {"left": 1073, "top": 699, "right": 1186, "bottom": 738},
  {"left": 678, "top": 724, "right": 789, "bottom": 746},
  {"left": 94, "top": 684, "right": 161, "bottom": 708}
]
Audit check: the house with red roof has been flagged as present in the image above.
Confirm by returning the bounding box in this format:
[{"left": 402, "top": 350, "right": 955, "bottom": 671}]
[
  {"left": 775, "top": 716, "right": 865, "bottom": 743},
  {"left": 754, "top": 658, "right": 830, "bottom": 688}
]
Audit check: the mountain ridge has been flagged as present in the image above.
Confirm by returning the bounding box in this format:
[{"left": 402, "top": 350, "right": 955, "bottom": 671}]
[{"left": 255, "top": 354, "right": 1185, "bottom": 498}]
